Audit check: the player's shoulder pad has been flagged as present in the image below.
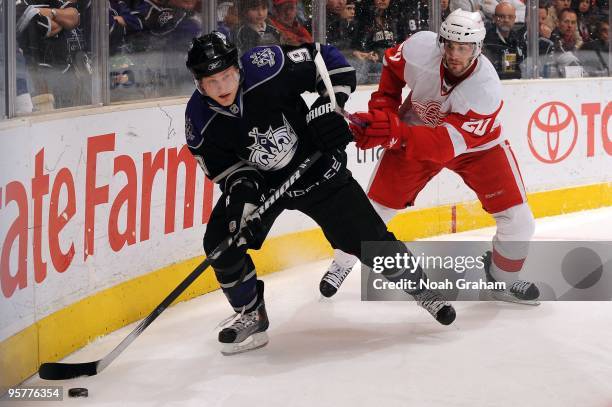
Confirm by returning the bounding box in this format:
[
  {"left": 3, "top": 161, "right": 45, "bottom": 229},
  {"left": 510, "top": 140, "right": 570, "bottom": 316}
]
[
  {"left": 402, "top": 31, "right": 437, "bottom": 57},
  {"left": 185, "top": 90, "right": 216, "bottom": 149},
  {"left": 242, "top": 45, "right": 285, "bottom": 93},
  {"left": 453, "top": 58, "right": 503, "bottom": 116}
]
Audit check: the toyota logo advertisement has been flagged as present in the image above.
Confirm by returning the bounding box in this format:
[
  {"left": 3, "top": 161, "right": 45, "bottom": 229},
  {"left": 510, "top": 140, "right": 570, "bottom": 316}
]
[{"left": 528, "top": 101, "right": 612, "bottom": 164}]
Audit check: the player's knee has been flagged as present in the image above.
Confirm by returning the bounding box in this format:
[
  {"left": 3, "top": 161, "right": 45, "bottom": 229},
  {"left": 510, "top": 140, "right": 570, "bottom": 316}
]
[
  {"left": 203, "top": 228, "right": 248, "bottom": 269},
  {"left": 213, "top": 256, "right": 256, "bottom": 286},
  {"left": 493, "top": 203, "right": 535, "bottom": 242}
]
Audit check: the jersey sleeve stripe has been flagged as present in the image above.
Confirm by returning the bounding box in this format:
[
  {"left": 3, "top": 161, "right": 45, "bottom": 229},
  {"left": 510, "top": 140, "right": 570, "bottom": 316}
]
[
  {"left": 327, "top": 66, "right": 356, "bottom": 75},
  {"left": 321, "top": 85, "right": 352, "bottom": 99}
]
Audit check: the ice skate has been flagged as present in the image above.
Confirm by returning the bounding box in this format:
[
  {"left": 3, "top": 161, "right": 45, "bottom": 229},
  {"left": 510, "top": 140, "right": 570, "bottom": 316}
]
[
  {"left": 483, "top": 251, "right": 540, "bottom": 306},
  {"left": 320, "top": 260, "right": 353, "bottom": 297},
  {"left": 218, "top": 280, "right": 270, "bottom": 355},
  {"left": 412, "top": 289, "right": 456, "bottom": 325}
]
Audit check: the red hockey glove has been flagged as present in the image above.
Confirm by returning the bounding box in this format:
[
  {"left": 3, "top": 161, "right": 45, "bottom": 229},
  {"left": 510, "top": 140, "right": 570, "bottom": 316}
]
[
  {"left": 368, "top": 94, "right": 400, "bottom": 115},
  {"left": 352, "top": 109, "right": 408, "bottom": 150}
]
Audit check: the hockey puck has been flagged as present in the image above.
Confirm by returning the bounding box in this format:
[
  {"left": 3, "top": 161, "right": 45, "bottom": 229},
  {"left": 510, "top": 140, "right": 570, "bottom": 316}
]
[{"left": 68, "top": 388, "right": 88, "bottom": 398}]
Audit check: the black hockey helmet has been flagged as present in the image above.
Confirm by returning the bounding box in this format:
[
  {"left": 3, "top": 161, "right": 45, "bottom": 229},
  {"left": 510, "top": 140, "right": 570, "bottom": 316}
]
[{"left": 186, "top": 31, "right": 239, "bottom": 79}]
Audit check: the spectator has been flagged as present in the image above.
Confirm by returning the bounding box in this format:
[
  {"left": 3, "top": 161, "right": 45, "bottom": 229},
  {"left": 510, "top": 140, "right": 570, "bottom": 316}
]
[
  {"left": 217, "top": 1, "right": 239, "bottom": 39},
  {"left": 133, "top": 0, "right": 201, "bottom": 52},
  {"left": 483, "top": 1, "right": 524, "bottom": 78},
  {"left": 269, "top": 0, "right": 312, "bottom": 45},
  {"left": 516, "top": 1, "right": 556, "bottom": 77},
  {"left": 354, "top": 0, "right": 399, "bottom": 59},
  {"left": 341, "top": 0, "right": 357, "bottom": 22},
  {"left": 326, "top": 0, "right": 348, "bottom": 46},
  {"left": 546, "top": 0, "right": 571, "bottom": 30},
  {"left": 551, "top": 8, "right": 583, "bottom": 51},
  {"left": 351, "top": 0, "right": 400, "bottom": 84},
  {"left": 217, "top": 1, "right": 233, "bottom": 35},
  {"left": 326, "top": 0, "right": 362, "bottom": 66},
  {"left": 442, "top": 0, "right": 451, "bottom": 20},
  {"left": 109, "top": 0, "right": 144, "bottom": 55},
  {"left": 572, "top": 0, "right": 598, "bottom": 42},
  {"left": 450, "top": 0, "right": 481, "bottom": 13},
  {"left": 579, "top": 20, "right": 609, "bottom": 75},
  {"left": 109, "top": 1, "right": 145, "bottom": 95},
  {"left": 396, "top": 0, "right": 429, "bottom": 39},
  {"left": 551, "top": 8, "right": 585, "bottom": 76},
  {"left": 129, "top": 0, "right": 202, "bottom": 97},
  {"left": 234, "top": 0, "right": 281, "bottom": 55},
  {"left": 538, "top": 2, "right": 553, "bottom": 38},
  {"left": 16, "top": 0, "right": 88, "bottom": 111}
]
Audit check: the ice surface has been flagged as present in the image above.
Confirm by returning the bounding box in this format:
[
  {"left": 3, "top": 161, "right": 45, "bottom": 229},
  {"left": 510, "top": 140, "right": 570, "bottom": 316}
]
[{"left": 23, "top": 207, "right": 612, "bottom": 406}]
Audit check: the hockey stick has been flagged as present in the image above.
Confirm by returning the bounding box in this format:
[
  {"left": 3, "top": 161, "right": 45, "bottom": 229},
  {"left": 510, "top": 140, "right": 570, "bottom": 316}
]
[
  {"left": 38, "top": 151, "right": 322, "bottom": 380},
  {"left": 313, "top": 50, "right": 367, "bottom": 128}
]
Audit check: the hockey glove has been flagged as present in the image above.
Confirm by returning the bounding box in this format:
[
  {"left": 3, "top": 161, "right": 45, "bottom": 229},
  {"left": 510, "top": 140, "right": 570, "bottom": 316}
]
[
  {"left": 368, "top": 94, "right": 400, "bottom": 115},
  {"left": 225, "top": 176, "right": 266, "bottom": 248},
  {"left": 306, "top": 96, "right": 353, "bottom": 153},
  {"left": 351, "top": 109, "right": 408, "bottom": 151}
]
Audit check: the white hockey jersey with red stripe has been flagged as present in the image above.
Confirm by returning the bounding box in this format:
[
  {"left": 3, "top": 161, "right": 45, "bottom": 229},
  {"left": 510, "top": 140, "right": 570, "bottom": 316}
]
[{"left": 377, "top": 31, "right": 505, "bottom": 163}]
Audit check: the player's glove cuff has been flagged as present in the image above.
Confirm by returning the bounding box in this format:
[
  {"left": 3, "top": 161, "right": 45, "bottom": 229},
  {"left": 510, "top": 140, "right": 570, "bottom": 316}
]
[{"left": 353, "top": 110, "right": 408, "bottom": 150}]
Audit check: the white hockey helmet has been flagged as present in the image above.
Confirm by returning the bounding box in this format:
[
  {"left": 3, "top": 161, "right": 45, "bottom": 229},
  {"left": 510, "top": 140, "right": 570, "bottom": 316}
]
[{"left": 439, "top": 9, "right": 486, "bottom": 57}]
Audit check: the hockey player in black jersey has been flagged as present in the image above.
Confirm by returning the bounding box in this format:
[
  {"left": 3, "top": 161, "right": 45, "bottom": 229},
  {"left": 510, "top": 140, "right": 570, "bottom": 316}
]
[{"left": 184, "top": 32, "right": 456, "bottom": 355}]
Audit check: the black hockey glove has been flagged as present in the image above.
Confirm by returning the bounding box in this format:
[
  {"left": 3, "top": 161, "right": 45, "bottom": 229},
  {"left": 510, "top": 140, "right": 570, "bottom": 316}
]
[
  {"left": 225, "top": 174, "right": 266, "bottom": 248},
  {"left": 306, "top": 96, "right": 353, "bottom": 153}
]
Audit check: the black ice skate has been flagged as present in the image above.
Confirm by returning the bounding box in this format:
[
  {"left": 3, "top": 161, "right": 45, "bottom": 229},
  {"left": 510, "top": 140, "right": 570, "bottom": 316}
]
[
  {"left": 412, "top": 289, "right": 456, "bottom": 325},
  {"left": 483, "top": 251, "right": 540, "bottom": 306},
  {"left": 320, "top": 260, "right": 353, "bottom": 297},
  {"left": 218, "top": 280, "right": 270, "bottom": 355}
]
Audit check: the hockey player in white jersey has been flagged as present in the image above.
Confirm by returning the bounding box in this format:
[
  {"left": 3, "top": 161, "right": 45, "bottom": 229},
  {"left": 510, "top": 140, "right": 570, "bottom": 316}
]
[{"left": 321, "top": 9, "right": 541, "bottom": 305}]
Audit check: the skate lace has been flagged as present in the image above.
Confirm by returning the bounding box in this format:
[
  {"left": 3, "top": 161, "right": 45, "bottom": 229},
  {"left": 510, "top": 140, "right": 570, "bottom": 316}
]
[
  {"left": 414, "top": 290, "right": 448, "bottom": 315},
  {"left": 323, "top": 262, "right": 352, "bottom": 288},
  {"left": 217, "top": 306, "right": 258, "bottom": 331},
  {"left": 510, "top": 280, "right": 531, "bottom": 295}
]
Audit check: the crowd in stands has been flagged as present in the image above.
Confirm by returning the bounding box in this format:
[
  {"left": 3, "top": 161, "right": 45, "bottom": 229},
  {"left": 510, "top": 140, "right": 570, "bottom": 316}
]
[
  {"left": 15, "top": 0, "right": 204, "bottom": 111},
  {"left": 218, "top": 0, "right": 608, "bottom": 83},
  {"left": 10, "top": 0, "right": 611, "bottom": 113},
  {"left": 482, "top": 0, "right": 609, "bottom": 78}
]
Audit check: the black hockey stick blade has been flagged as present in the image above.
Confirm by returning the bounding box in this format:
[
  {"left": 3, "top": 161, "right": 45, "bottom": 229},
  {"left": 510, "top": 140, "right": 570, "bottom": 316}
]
[
  {"left": 37, "top": 151, "right": 323, "bottom": 380},
  {"left": 39, "top": 360, "right": 99, "bottom": 380}
]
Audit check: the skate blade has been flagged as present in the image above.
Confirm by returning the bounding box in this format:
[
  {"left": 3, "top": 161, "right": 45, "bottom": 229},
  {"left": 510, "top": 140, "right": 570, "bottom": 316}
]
[
  {"left": 490, "top": 290, "right": 540, "bottom": 306},
  {"left": 221, "top": 332, "right": 269, "bottom": 356}
]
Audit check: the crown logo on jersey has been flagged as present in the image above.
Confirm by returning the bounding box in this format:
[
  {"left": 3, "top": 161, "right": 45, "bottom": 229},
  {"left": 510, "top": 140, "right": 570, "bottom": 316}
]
[
  {"left": 247, "top": 114, "right": 298, "bottom": 171},
  {"left": 250, "top": 48, "right": 276, "bottom": 68}
]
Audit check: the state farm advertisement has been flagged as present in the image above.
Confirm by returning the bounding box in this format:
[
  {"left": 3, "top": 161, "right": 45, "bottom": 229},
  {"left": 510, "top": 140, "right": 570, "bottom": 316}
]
[{"left": 0, "top": 105, "right": 218, "bottom": 340}]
